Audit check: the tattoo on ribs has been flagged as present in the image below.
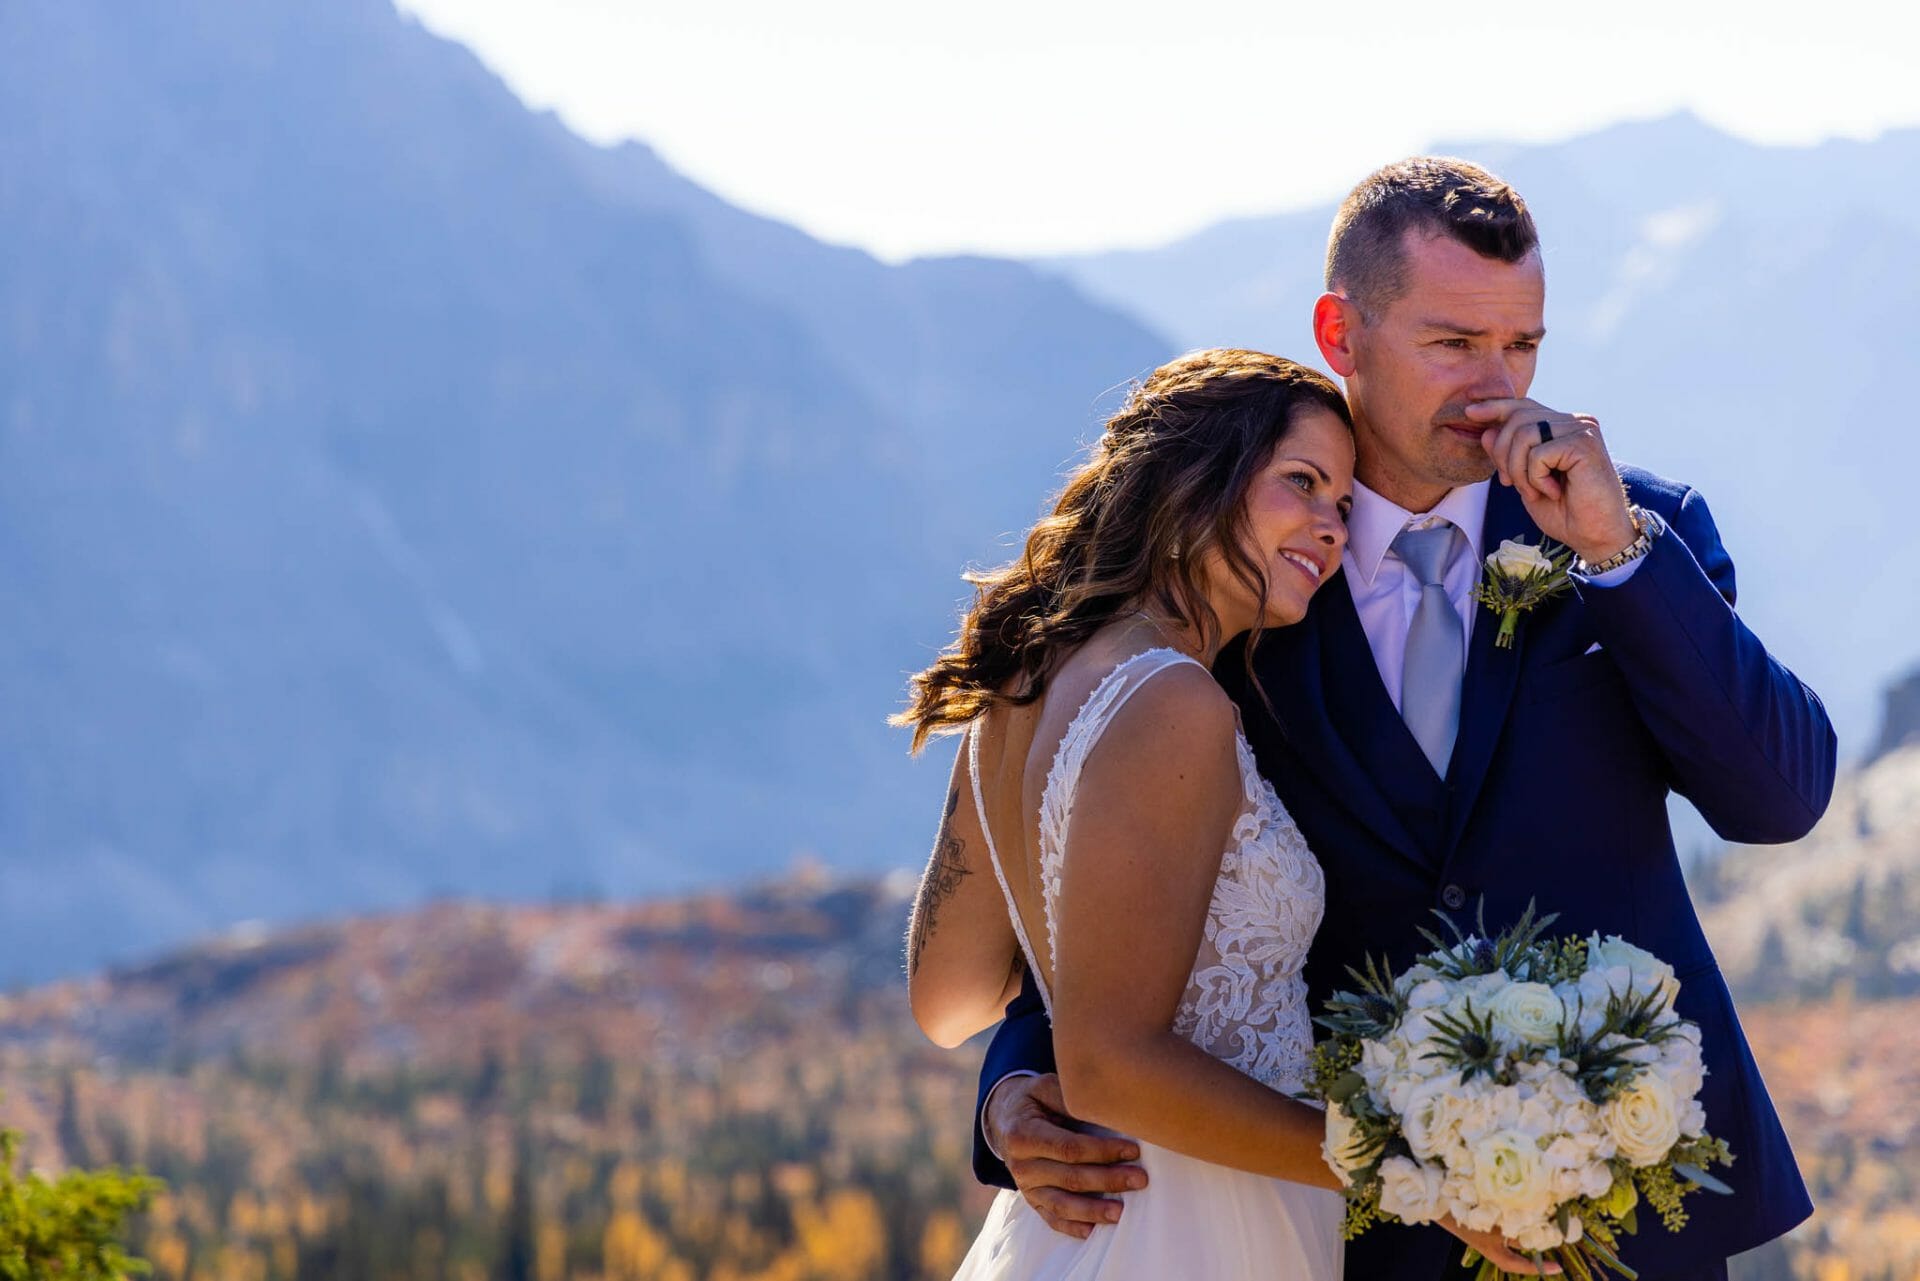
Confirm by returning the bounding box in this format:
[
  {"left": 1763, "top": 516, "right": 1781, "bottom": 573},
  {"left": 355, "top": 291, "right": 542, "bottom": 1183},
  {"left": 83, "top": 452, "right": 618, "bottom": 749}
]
[{"left": 909, "top": 786, "right": 969, "bottom": 976}]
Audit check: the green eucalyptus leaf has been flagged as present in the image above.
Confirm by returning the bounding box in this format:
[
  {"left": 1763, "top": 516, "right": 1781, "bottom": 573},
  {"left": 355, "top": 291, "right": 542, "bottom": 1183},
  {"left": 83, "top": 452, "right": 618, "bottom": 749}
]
[{"left": 1673, "top": 1163, "right": 1733, "bottom": 1195}]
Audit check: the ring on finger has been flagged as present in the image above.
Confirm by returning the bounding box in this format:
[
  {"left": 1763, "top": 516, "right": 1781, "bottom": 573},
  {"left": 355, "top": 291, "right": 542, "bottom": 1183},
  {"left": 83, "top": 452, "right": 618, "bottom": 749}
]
[{"left": 1536, "top": 420, "right": 1553, "bottom": 445}]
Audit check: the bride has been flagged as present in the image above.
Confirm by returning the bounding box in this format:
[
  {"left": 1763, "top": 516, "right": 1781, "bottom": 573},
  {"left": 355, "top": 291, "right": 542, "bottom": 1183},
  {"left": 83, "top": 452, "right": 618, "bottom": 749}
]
[{"left": 894, "top": 349, "right": 1549, "bottom": 1279}]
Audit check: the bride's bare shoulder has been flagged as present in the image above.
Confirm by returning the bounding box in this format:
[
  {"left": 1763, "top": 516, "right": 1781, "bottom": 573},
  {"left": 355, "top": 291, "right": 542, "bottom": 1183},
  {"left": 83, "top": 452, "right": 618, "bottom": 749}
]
[
  {"left": 1098, "top": 656, "right": 1235, "bottom": 744},
  {"left": 1053, "top": 647, "right": 1235, "bottom": 780}
]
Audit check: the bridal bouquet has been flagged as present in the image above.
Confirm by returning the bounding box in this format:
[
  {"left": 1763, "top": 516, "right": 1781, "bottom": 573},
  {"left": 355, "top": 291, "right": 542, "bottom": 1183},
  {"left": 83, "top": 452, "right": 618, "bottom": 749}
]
[{"left": 1308, "top": 905, "right": 1733, "bottom": 1280}]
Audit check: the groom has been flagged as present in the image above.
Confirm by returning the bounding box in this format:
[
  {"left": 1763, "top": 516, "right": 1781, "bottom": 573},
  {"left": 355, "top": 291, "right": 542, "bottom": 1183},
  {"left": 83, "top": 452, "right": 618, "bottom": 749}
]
[{"left": 969, "top": 158, "right": 1833, "bottom": 1280}]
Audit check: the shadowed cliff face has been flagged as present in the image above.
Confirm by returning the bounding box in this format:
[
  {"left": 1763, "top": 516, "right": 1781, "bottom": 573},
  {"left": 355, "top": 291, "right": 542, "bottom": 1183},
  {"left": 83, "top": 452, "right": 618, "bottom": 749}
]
[
  {"left": 0, "top": 0, "right": 1170, "bottom": 983},
  {"left": 1869, "top": 668, "right": 1920, "bottom": 764}
]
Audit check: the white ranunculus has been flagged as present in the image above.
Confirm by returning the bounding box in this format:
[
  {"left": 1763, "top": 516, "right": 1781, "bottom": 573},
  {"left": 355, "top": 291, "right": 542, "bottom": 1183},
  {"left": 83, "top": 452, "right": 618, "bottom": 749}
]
[
  {"left": 1468, "top": 1129, "right": 1555, "bottom": 1224},
  {"left": 1587, "top": 933, "right": 1682, "bottom": 1009},
  {"left": 1378, "top": 1156, "right": 1450, "bottom": 1224},
  {"left": 1400, "top": 1078, "right": 1459, "bottom": 1162},
  {"left": 1604, "top": 1073, "right": 1683, "bottom": 1166},
  {"left": 1489, "top": 538, "right": 1555, "bottom": 580},
  {"left": 1323, "top": 1103, "right": 1369, "bottom": 1185},
  {"left": 1490, "top": 981, "right": 1567, "bottom": 1047}
]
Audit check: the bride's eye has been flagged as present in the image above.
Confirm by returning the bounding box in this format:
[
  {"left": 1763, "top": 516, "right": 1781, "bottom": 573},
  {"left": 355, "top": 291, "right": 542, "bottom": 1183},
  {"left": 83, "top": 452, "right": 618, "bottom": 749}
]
[{"left": 1287, "top": 471, "right": 1315, "bottom": 494}]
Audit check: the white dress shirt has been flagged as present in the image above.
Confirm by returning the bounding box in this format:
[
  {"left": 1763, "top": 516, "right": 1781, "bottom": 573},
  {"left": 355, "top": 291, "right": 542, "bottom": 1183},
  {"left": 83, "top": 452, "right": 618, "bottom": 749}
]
[
  {"left": 1344, "top": 479, "right": 1492, "bottom": 714},
  {"left": 1344, "top": 478, "right": 1645, "bottom": 712}
]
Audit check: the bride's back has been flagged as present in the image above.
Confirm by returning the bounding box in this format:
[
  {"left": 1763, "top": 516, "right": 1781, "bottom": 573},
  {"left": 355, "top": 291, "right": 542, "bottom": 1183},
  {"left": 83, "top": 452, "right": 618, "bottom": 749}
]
[{"left": 968, "top": 625, "right": 1197, "bottom": 996}]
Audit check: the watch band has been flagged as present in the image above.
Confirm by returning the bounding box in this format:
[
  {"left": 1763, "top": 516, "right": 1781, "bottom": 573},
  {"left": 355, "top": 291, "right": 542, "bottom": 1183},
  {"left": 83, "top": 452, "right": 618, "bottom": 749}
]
[{"left": 1575, "top": 505, "right": 1657, "bottom": 575}]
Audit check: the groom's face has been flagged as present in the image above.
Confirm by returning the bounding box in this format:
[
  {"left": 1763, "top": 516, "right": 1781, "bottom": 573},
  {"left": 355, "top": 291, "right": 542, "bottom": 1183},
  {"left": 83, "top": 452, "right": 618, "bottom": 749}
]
[{"left": 1346, "top": 231, "right": 1546, "bottom": 500}]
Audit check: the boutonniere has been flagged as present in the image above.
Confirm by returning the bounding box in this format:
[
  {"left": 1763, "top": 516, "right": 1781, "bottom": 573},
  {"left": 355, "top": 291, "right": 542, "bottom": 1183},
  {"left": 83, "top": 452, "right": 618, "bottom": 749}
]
[{"left": 1474, "top": 537, "right": 1574, "bottom": 649}]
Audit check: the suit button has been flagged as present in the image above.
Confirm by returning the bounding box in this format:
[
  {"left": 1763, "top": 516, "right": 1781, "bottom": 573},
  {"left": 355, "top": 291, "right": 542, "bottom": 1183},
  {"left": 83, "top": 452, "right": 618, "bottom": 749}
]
[{"left": 1441, "top": 884, "right": 1467, "bottom": 911}]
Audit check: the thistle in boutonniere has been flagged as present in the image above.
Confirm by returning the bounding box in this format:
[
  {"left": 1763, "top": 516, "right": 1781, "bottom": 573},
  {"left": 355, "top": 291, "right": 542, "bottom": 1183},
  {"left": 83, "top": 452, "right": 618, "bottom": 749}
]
[{"left": 1475, "top": 538, "right": 1574, "bottom": 649}]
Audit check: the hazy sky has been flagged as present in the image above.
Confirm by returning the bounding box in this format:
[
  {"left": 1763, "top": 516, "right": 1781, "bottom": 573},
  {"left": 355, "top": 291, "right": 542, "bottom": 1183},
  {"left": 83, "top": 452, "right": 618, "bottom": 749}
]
[{"left": 398, "top": 0, "right": 1920, "bottom": 261}]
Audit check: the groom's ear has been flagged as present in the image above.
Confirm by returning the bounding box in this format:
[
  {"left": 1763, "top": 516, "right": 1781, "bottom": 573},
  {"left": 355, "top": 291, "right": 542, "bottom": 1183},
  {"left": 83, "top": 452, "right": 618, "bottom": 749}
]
[{"left": 1312, "top": 293, "right": 1360, "bottom": 379}]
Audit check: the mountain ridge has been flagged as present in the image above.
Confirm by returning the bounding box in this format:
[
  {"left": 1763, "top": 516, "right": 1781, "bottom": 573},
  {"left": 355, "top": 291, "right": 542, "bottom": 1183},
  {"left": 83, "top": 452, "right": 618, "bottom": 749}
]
[{"left": 0, "top": 0, "right": 1169, "bottom": 984}]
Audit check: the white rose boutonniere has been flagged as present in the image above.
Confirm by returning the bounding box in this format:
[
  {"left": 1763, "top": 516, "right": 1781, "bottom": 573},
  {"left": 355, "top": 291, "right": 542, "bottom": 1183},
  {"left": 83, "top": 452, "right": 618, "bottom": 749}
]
[{"left": 1474, "top": 536, "right": 1574, "bottom": 649}]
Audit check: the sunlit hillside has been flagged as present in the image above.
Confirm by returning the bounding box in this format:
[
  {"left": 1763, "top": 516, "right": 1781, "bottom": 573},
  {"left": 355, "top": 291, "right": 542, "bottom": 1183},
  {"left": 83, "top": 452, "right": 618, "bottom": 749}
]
[{"left": 2, "top": 859, "right": 1916, "bottom": 1281}]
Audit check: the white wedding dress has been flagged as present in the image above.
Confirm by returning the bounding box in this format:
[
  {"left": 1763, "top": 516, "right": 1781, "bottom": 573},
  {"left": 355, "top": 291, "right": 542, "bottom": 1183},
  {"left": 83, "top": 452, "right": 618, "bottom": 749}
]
[{"left": 952, "top": 648, "right": 1345, "bottom": 1281}]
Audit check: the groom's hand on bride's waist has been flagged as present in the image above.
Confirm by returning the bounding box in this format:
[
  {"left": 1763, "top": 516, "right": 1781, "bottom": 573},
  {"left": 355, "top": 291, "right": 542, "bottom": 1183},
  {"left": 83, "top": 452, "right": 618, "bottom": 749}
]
[{"left": 985, "top": 1072, "right": 1147, "bottom": 1238}]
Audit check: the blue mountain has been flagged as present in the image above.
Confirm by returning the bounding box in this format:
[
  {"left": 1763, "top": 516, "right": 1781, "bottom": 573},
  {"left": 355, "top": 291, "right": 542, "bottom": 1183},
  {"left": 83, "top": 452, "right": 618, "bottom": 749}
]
[{"left": 0, "top": 0, "right": 1170, "bottom": 982}]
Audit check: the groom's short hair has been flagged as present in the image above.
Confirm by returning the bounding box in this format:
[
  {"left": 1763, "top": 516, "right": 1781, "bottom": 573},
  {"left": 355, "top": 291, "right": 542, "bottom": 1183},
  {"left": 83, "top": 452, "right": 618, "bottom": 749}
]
[{"left": 1325, "top": 157, "right": 1538, "bottom": 320}]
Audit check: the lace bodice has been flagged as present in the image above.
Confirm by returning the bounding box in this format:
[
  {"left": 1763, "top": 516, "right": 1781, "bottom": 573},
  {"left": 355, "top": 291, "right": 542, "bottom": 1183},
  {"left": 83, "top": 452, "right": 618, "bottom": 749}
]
[{"left": 968, "top": 648, "right": 1326, "bottom": 1094}]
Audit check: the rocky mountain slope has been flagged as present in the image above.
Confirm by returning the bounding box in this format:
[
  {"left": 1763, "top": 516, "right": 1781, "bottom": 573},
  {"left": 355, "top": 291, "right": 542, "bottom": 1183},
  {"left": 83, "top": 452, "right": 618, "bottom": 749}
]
[{"left": 1696, "top": 668, "right": 1920, "bottom": 1001}]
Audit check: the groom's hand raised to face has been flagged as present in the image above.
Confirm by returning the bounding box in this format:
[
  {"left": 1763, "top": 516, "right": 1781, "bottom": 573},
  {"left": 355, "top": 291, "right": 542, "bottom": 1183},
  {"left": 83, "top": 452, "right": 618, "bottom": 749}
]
[
  {"left": 1465, "top": 398, "right": 1639, "bottom": 565},
  {"left": 985, "top": 1073, "right": 1147, "bottom": 1238}
]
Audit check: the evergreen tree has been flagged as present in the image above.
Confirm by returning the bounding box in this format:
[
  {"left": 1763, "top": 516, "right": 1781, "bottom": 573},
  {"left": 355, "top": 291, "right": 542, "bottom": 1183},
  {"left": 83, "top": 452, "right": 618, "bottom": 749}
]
[
  {"left": 501, "top": 1129, "right": 536, "bottom": 1281},
  {"left": 56, "top": 1070, "right": 92, "bottom": 1169},
  {"left": 0, "top": 1109, "right": 162, "bottom": 1281}
]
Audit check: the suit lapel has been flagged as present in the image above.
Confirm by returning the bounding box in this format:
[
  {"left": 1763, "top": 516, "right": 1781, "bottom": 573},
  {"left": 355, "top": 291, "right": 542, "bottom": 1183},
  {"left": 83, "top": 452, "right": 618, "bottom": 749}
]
[
  {"left": 1263, "top": 569, "right": 1430, "bottom": 872},
  {"left": 1443, "top": 483, "right": 1537, "bottom": 852}
]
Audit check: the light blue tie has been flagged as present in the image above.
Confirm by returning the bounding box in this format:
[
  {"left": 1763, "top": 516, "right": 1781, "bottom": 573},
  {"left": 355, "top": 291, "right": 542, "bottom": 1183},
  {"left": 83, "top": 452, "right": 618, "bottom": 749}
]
[{"left": 1392, "top": 522, "right": 1465, "bottom": 775}]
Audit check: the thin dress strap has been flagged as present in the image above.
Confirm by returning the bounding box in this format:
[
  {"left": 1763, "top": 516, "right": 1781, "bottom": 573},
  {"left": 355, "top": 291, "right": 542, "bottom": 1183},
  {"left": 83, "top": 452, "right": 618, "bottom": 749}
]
[
  {"left": 968, "top": 718, "right": 1046, "bottom": 1012},
  {"left": 1030, "top": 646, "right": 1208, "bottom": 1017}
]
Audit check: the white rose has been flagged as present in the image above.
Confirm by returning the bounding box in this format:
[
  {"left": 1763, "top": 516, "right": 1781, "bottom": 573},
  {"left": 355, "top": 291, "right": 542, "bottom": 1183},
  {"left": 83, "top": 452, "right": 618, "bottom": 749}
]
[
  {"left": 1378, "top": 1156, "right": 1450, "bottom": 1224},
  {"left": 1323, "top": 1102, "right": 1369, "bottom": 1185},
  {"left": 1488, "top": 538, "right": 1555, "bottom": 580},
  {"left": 1468, "top": 1129, "right": 1555, "bottom": 1224},
  {"left": 1489, "top": 982, "right": 1567, "bottom": 1048},
  {"left": 1604, "top": 1073, "right": 1683, "bottom": 1166},
  {"left": 1587, "top": 933, "right": 1682, "bottom": 1009}
]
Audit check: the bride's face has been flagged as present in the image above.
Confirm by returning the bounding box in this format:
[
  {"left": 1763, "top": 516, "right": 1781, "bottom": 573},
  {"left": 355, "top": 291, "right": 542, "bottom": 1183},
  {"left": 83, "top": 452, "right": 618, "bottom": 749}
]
[{"left": 1202, "top": 409, "right": 1354, "bottom": 634}]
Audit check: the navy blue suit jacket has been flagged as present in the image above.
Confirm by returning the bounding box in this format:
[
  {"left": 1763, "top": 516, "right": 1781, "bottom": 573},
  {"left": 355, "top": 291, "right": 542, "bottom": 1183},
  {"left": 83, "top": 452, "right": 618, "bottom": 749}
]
[{"left": 971, "top": 468, "right": 1833, "bottom": 1277}]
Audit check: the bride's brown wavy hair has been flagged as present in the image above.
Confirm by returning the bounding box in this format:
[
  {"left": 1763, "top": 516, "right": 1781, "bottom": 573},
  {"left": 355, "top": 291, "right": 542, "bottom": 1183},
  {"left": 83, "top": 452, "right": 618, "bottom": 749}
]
[{"left": 896, "top": 348, "right": 1351, "bottom": 753}]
